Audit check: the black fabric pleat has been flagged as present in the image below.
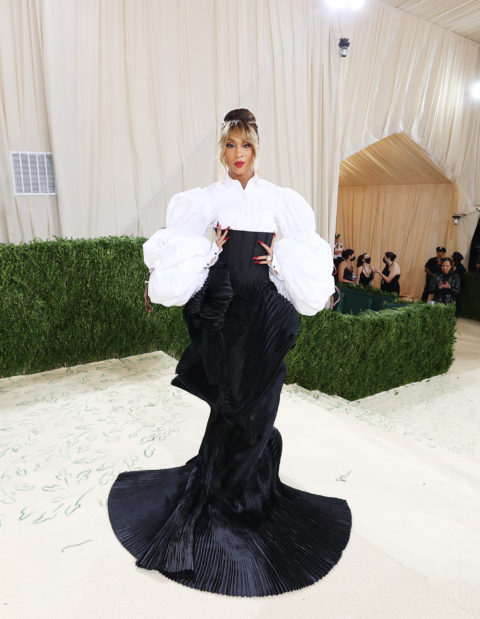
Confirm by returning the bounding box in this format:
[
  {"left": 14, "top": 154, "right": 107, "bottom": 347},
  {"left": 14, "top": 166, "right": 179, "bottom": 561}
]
[{"left": 108, "top": 229, "right": 352, "bottom": 597}]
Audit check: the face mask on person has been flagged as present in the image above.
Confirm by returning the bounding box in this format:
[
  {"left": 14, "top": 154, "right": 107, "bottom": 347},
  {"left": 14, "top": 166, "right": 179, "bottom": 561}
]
[
  {"left": 351, "top": 256, "right": 356, "bottom": 262},
  {"left": 383, "top": 258, "right": 387, "bottom": 264},
  {"left": 365, "top": 258, "right": 371, "bottom": 264}
]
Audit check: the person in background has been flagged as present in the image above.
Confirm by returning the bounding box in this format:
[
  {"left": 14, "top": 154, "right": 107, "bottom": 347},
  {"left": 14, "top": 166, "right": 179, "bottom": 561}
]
[
  {"left": 374, "top": 251, "right": 400, "bottom": 294},
  {"left": 356, "top": 253, "right": 374, "bottom": 287},
  {"left": 421, "top": 246, "right": 446, "bottom": 301},
  {"left": 333, "top": 234, "right": 343, "bottom": 260},
  {"left": 428, "top": 257, "right": 460, "bottom": 305},
  {"left": 333, "top": 234, "right": 343, "bottom": 282},
  {"left": 337, "top": 248, "right": 356, "bottom": 284},
  {"left": 452, "top": 251, "right": 466, "bottom": 291}
]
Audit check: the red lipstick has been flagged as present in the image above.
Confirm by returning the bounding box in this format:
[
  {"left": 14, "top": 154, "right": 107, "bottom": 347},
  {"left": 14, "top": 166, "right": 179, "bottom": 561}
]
[{"left": 234, "top": 161, "right": 245, "bottom": 168}]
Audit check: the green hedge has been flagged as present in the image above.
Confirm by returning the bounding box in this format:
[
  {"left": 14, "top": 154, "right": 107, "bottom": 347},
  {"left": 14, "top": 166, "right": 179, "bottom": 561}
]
[
  {"left": 0, "top": 237, "right": 456, "bottom": 400},
  {"left": 287, "top": 304, "right": 455, "bottom": 400},
  {"left": 0, "top": 237, "right": 190, "bottom": 377},
  {"left": 457, "top": 272, "right": 480, "bottom": 321},
  {"left": 336, "top": 282, "right": 399, "bottom": 315}
]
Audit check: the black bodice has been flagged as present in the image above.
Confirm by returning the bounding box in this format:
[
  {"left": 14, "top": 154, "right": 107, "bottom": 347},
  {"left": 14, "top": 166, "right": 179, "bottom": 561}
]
[{"left": 217, "top": 229, "right": 274, "bottom": 289}]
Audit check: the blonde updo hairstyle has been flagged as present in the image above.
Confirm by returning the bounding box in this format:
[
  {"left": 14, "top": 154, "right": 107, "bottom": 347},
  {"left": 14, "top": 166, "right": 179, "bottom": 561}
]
[{"left": 219, "top": 108, "right": 260, "bottom": 173}]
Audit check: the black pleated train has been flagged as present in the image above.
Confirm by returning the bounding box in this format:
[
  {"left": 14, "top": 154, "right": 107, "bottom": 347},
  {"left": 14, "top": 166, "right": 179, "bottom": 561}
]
[{"left": 108, "top": 229, "right": 352, "bottom": 597}]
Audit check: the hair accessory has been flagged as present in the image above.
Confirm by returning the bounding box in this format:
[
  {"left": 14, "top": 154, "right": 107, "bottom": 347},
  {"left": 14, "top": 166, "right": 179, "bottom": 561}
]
[{"left": 221, "top": 119, "right": 260, "bottom": 130}]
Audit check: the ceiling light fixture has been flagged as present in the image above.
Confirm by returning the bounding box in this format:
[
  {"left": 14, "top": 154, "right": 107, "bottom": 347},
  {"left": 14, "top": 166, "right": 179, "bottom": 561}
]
[{"left": 471, "top": 82, "right": 480, "bottom": 100}]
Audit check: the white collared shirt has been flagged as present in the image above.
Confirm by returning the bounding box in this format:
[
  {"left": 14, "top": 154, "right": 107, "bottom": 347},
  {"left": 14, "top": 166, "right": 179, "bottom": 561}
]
[{"left": 143, "top": 175, "right": 334, "bottom": 315}]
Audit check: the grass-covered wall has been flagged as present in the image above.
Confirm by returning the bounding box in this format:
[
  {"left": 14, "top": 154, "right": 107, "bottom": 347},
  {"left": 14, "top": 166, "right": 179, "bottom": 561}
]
[{"left": 0, "top": 237, "right": 456, "bottom": 400}]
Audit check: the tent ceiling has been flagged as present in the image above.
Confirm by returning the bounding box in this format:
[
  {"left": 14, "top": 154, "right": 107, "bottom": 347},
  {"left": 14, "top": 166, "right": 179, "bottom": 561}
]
[
  {"left": 339, "top": 134, "right": 452, "bottom": 186},
  {"left": 379, "top": 0, "right": 480, "bottom": 44}
]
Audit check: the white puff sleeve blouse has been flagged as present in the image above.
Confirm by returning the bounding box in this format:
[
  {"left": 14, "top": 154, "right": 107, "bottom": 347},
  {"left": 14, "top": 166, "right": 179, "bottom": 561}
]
[
  {"left": 271, "top": 187, "right": 335, "bottom": 316},
  {"left": 143, "top": 177, "right": 334, "bottom": 315},
  {"left": 143, "top": 188, "right": 217, "bottom": 306}
]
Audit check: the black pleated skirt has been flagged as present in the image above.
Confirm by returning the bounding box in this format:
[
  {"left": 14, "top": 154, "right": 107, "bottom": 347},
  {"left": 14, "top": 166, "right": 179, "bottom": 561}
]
[{"left": 108, "top": 236, "right": 352, "bottom": 597}]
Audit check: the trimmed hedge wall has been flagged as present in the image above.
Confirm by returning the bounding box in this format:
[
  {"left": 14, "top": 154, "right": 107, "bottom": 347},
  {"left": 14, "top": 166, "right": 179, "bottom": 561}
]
[
  {"left": 457, "top": 272, "right": 480, "bottom": 321},
  {"left": 336, "top": 282, "right": 399, "bottom": 315},
  {"left": 290, "top": 304, "right": 455, "bottom": 400},
  {"left": 0, "top": 237, "right": 456, "bottom": 400}
]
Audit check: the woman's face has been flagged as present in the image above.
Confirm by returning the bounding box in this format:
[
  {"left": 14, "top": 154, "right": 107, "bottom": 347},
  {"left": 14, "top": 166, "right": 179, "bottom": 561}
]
[{"left": 224, "top": 128, "right": 255, "bottom": 184}]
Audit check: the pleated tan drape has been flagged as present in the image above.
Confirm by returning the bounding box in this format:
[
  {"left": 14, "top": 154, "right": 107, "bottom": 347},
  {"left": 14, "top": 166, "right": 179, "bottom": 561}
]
[
  {"left": 0, "top": 0, "right": 479, "bottom": 262},
  {"left": 336, "top": 133, "right": 462, "bottom": 300},
  {"left": 337, "top": 183, "right": 455, "bottom": 299}
]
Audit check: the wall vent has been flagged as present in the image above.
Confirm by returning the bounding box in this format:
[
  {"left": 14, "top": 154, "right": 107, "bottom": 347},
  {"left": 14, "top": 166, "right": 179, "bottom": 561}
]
[{"left": 10, "top": 152, "right": 56, "bottom": 195}]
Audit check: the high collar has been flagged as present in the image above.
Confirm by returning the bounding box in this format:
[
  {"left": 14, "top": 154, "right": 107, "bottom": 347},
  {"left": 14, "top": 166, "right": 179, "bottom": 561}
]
[{"left": 222, "top": 171, "right": 259, "bottom": 190}]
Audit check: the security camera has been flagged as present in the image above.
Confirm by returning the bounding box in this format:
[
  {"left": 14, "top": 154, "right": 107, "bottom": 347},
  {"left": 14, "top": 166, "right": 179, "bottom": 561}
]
[{"left": 339, "top": 38, "right": 350, "bottom": 57}]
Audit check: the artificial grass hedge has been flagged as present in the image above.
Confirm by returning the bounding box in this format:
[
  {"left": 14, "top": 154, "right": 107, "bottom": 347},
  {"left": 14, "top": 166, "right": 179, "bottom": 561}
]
[{"left": 0, "top": 236, "right": 456, "bottom": 400}]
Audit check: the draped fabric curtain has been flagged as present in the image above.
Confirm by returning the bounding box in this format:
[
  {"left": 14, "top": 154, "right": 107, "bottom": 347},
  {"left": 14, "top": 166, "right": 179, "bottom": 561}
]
[
  {"left": 339, "top": 2, "right": 480, "bottom": 258},
  {"left": 0, "top": 0, "right": 339, "bottom": 243},
  {"left": 0, "top": 0, "right": 60, "bottom": 243},
  {"left": 337, "top": 133, "right": 460, "bottom": 300},
  {"left": 337, "top": 183, "right": 455, "bottom": 299},
  {"left": 0, "top": 0, "right": 479, "bottom": 257}
]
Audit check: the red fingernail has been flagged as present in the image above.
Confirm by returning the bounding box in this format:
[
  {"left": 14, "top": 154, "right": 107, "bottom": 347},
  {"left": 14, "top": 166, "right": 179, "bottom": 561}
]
[
  {"left": 273, "top": 232, "right": 276, "bottom": 238},
  {"left": 225, "top": 236, "right": 230, "bottom": 240},
  {"left": 226, "top": 226, "right": 230, "bottom": 230},
  {"left": 257, "top": 241, "right": 264, "bottom": 245}
]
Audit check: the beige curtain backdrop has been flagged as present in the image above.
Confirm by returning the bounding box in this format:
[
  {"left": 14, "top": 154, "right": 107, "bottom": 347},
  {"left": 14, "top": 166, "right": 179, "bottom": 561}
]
[
  {"left": 0, "top": 0, "right": 60, "bottom": 243},
  {"left": 0, "top": 0, "right": 479, "bottom": 259},
  {"left": 0, "top": 0, "right": 340, "bottom": 242},
  {"left": 339, "top": 1, "right": 480, "bottom": 258},
  {"left": 337, "top": 133, "right": 461, "bottom": 300},
  {"left": 337, "top": 184, "right": 455, "bottom": 300}
]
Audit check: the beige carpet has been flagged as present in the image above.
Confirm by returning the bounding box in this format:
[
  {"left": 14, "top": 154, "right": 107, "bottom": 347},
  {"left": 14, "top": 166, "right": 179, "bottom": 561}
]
[{"left": 1, "top": 318, "right": 479, "bottom": 618}]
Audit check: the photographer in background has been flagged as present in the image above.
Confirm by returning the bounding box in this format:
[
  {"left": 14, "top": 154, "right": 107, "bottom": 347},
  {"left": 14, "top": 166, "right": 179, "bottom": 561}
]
[{"left": 428, "top": 257, "right": 460, "bottom": 305}]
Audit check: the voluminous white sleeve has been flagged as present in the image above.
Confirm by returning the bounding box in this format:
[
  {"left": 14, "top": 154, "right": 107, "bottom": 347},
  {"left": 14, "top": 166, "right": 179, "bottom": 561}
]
[
  {"left": 143, "top": 189, "right": 216, "bottom": 306},
  {"left": 272, "top": 188, "right": 334, "bottom": 316}
]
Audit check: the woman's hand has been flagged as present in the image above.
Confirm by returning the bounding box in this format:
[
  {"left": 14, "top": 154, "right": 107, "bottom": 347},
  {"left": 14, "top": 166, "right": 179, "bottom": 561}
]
[
  {"left": 215, "top": 222, "right": 230, "bottom": 249},
  {"left": 253, "top": 234, "right": 277, "bottom": 274}
]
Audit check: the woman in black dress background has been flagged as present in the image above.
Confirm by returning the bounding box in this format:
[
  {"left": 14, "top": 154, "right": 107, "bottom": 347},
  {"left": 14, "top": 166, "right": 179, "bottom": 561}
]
[
  {"left": 374, "top": 251, "right": 401, "bottom": 294},
  {"left": 107, "top": 109, "right": 352, "bottom": 597},
  {"left": 337, "top": 248, "right": 356, "bottom": 284},
  {"left": 356, "top": 253, "right": 374, "bottom": 287}
]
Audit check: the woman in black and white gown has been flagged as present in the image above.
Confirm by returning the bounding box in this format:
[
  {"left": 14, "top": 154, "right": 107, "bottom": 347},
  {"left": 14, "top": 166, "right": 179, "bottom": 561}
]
[{"left": 108, "top": 108, "right": 351, "bottom": 597}]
